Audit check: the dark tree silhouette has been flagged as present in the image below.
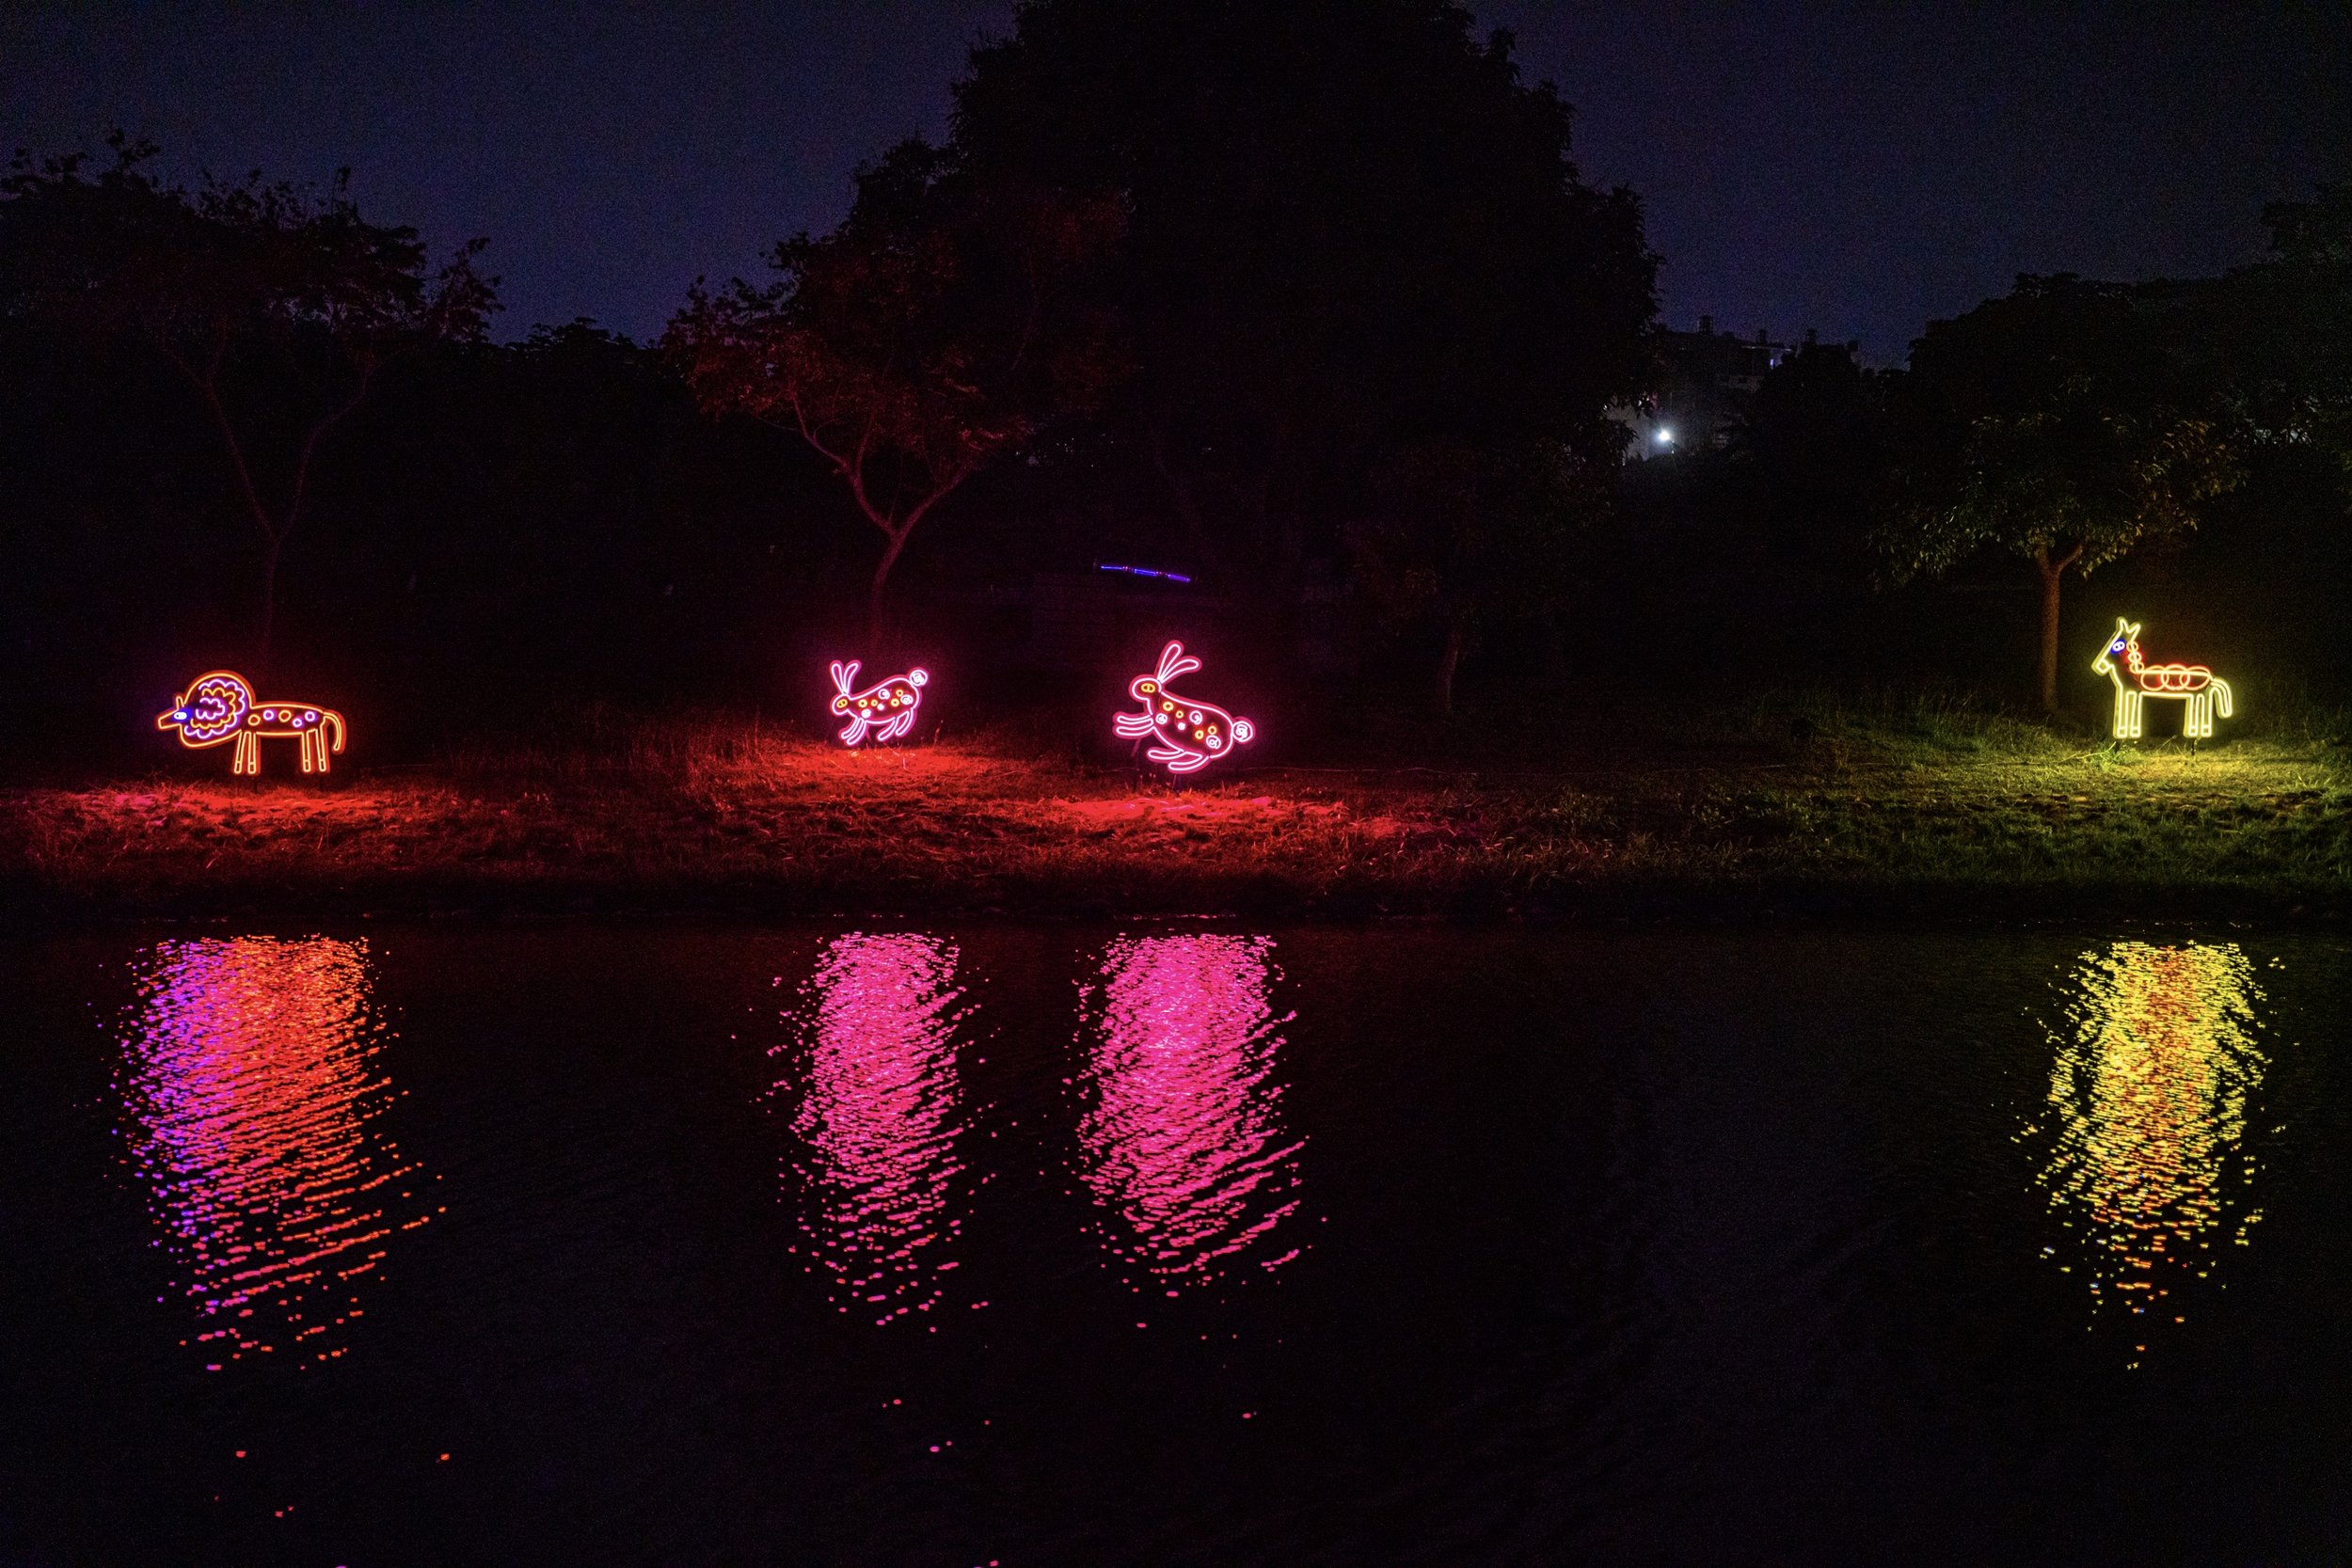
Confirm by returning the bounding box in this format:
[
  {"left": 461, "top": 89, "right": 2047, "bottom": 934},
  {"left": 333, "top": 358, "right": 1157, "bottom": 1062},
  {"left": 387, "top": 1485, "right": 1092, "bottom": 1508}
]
[
  {"left": 948, "top": 0, "right": 1658, "bottom": 651},
  {"left": 1345, "top": 438, "right": 1605, "bottom": 713},
  {"left": 1874, "top": 277, "right": 2242, "bottom": 712},
  {"left": 2175, "top": 183, "right": 2352, "bottom": 489},
  {"left": 0, "top": 135, "right": 496, "bottom": 672},
  {"left": 666, "top": 142, "right": 1124, "bottom": 655}
]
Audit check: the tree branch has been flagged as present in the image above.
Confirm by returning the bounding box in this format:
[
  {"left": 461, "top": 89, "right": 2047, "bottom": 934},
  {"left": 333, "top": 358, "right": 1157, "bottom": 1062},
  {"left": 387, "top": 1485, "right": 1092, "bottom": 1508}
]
[
  {"left": 281, "top": 354, "right": 379, "bottom": 544},
  {"left": 160, "top": 327, "right": 280, "bottom": 544}
]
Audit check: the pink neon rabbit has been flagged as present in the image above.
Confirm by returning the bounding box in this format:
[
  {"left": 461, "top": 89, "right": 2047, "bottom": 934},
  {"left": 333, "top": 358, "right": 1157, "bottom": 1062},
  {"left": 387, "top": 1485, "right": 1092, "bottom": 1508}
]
[
  {"left": 829, "top": 660, "right": 929, "bottom": 745},
  {"left": 1114, "top": 641, "right": 1256, "bottom": 773}
]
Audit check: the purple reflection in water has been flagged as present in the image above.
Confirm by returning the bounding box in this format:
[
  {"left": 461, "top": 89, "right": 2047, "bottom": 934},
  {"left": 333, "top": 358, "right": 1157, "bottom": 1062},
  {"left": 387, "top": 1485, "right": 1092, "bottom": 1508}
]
[
  {"left": 118, "top": 936, "right": 431, "bottom": 1370},
  {"left": 779, "top": 933, "right": 972, "bottom": 1326},
  {"left": 1077, "top": 934, "right": 1303, "bottom": 1290}
]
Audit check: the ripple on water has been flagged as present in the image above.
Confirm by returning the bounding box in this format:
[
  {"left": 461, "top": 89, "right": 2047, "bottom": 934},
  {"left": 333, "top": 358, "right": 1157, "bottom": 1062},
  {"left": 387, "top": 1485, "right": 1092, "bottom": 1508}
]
[
  {"left": 2030, "top": 940, "right": 2269, "bottom": 1358},
  {"left": 118, "top": 936, "right": 432, "bottom": 1370},
  {"left": 778, "top": 932, "right": 973, "bottom": 1327},
  {"left": 1076, "top": 934, "right": 1304, "bottom": 1292}
]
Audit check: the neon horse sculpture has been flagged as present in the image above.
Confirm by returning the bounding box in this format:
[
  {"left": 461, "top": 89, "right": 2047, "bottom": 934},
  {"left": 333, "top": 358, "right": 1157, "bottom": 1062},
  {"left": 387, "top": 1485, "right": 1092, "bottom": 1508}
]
[
  {"left": 1115, "top": 641, "right": 1256, "bottom": 774},
  {"left": 157, "top": 671, "right": 346, "bottom": 776},
  {"left": 829, "top": 660, "right": 928, "bottom": 745},
  {"left": 2093, "top": 618, "right": 2234, "bottom": 740}
]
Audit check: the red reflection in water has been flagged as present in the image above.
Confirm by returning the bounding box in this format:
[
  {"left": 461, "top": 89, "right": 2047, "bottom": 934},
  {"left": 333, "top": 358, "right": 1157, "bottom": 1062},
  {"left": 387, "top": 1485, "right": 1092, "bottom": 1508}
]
[
  {"left": 119, "top": 936, "right": 430, "bottom": 1369},
  {"left": 780, "top": 933, "right": 970, "bottom": 1326},
  {"left": 1078, "top": 935, "right": 1303, "bottom": 1289}
]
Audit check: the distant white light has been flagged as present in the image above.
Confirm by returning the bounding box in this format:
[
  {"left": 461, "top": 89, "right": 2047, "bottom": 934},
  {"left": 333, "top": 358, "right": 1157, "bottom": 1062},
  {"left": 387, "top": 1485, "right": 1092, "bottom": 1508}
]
[{"left": 1655, "top": 427, "right": 1674, "bottom": 446}]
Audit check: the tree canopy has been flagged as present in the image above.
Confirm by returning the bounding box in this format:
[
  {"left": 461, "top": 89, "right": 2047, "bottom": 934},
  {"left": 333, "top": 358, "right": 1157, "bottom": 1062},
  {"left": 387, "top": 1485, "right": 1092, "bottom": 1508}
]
[
  {"left": 0, "top": 135, "right": 496, "bottom": 668},
  {"left": 948, "top": 0, "right": 1658, "bottom": 640},
  {"left": 1874, "top": 276, "right": 2243, "bottom": 710},
  {"left": 666, "top": 140, "right": 1126, "bottom": 653}
]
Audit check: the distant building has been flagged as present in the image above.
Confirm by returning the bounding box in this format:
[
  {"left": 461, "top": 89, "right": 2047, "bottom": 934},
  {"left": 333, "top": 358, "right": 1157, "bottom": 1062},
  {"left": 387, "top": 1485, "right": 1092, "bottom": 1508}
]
[{"left": 1612, "top": 316, "right": 1862, "bottom": 459}]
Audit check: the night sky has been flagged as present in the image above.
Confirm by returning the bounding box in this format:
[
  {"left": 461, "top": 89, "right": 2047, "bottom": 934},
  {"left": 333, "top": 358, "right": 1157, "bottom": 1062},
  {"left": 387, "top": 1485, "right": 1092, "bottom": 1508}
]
[{"left": 8, "top": 2, "right": 2345, "bottom": 364}]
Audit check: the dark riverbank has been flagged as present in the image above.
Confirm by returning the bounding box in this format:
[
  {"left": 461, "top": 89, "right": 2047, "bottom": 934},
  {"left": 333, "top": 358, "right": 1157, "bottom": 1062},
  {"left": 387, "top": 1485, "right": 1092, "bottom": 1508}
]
[{"left": 7, "top": 703, "right": 2347, "bottom": 925}]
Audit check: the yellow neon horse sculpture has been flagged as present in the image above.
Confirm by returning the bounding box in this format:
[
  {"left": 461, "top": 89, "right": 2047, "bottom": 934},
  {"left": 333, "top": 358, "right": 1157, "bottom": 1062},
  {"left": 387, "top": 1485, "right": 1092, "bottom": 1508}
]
[{"left": 2092, "top": 618, "right": 2233, "bottom": 740}]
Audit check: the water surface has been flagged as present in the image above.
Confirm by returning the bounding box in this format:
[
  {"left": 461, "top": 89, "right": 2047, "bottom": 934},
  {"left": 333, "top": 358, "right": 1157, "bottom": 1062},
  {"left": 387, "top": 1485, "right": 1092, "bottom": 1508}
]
[{"left": 2, "top": 923, "right": 2347, "bottom": 1563}]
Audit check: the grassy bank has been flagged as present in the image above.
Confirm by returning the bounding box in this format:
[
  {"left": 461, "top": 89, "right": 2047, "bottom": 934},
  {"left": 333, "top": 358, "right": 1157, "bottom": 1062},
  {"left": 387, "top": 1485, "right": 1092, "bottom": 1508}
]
[{"left": 6, "top": 692, "right": 2349, "bottom": 923}]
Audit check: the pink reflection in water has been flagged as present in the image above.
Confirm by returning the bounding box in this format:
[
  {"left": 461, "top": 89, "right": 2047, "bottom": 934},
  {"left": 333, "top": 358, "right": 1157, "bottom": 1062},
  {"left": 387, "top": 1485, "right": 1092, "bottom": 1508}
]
[
  {"left": 118, "top": 936, "right": 431, "bottom": 1369},
  {"left": 779, "top": 933, "right": 971, "bottom": 1326},
  {"left": 1078, "top": 934, "right": 1303, "bottom": 1289}
]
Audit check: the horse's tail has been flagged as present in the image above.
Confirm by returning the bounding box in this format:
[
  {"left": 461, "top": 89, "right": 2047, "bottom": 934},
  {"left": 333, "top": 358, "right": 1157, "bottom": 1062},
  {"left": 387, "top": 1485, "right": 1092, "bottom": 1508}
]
[
  {"left": 322, "top": 709, "right": 347, "bottom": 753},
  {"left": 2210, "top": 678, "right": 2233, "bottom": 720}
]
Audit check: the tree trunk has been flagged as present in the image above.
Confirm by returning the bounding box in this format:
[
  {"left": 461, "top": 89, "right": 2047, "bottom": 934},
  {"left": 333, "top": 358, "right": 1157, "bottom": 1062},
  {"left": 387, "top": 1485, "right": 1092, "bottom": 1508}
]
[
  {"left": 2034, "top": 549, "right": 2063, "bottom": 713},
  {"left": 1436, "top": 610, "right": 1468, "bottom": 717},
  {"left": 867, "top": 529, "right": 911, "bottom": 661},
  {"left": 2031, "top": 544, "right": 2082, "bottom": 714},
  {"left": 255, "top": 533, "right": 284, "bottom": 679}
]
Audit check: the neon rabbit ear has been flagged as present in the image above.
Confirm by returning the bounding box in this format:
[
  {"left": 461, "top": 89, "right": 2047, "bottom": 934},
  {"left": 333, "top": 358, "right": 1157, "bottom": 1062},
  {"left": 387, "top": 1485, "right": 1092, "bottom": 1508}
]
[
  {"left": 834, "top": 661, "right": 860, "bottom": 693},
  {"left": 1156, "top": 641, "right": 1201, "bottom": 682}
]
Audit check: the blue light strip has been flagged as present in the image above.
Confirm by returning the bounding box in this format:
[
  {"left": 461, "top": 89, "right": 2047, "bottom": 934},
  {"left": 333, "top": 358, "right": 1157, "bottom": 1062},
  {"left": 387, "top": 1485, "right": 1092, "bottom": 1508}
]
[{"left": 1097, "top": 562, "right": 1194, "bottom": 584}]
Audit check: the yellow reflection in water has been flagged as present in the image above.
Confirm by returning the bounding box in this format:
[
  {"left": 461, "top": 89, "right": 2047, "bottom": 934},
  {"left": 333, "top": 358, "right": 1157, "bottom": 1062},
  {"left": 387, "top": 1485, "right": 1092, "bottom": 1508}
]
[
  {"left": 2032, "top": 941, "right": 2266, "bottom": 1347},
  {"left": 119, "top": 936, "right": 433, "bottom": 1370},
  {"left": 1077, "top": 934, "right": 1304, "bottom": 1292},
  {"left": 779, "top": 932, "right": 971, "bottom": 1327}
]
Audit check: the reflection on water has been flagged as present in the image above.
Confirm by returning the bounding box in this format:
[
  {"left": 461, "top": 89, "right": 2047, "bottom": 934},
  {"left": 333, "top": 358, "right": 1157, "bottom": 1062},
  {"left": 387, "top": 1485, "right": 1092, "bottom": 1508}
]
[
  {"left": 118, "top": 936, "right": 432, "bottom": 1370},
  {"left": 780, "top": 933, "right": 972, "bottom": 1327},
  {"left": 1077, "top": 935, "right": 1303, "bottom": 1291},
  {"left": 2031, "top": 941, "right": 2268, "bottom": 1349}
]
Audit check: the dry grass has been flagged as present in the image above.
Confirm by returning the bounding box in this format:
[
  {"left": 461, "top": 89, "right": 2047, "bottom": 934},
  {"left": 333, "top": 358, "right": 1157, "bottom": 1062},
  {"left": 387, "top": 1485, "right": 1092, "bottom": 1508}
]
[{"left": 6, "top": 697, "right": 2349, "bottom": 921}]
